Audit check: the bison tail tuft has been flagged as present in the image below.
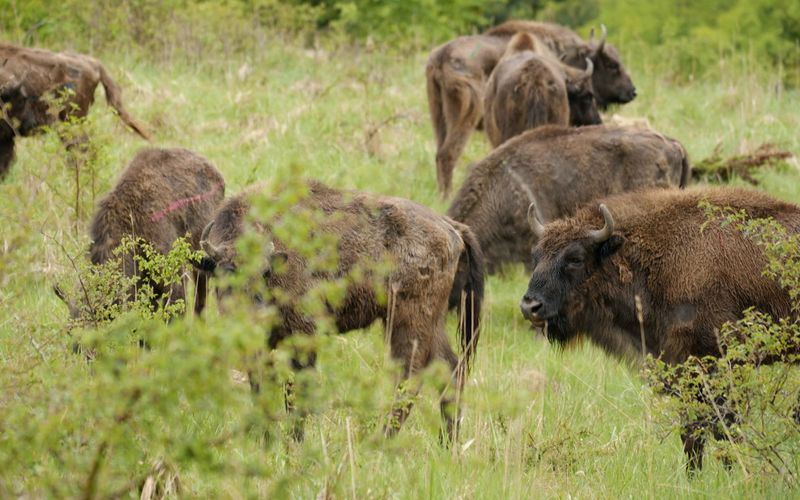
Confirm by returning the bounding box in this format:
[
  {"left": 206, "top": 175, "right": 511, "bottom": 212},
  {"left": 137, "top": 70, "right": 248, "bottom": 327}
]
[
  {"left": 97, "top": 63, "right": 151, "bottom": 141},
  {"left": 448, "top": 224, "right": 485, "bottom": 372}
]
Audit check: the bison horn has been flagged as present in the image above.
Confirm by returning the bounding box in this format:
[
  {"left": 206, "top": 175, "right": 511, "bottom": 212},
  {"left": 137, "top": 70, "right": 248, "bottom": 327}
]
[
  {"left": 527, "top": 203, "right": 546, "bottom": 239},
  {"left": 582, "top": 57, "right": 594, "bottom": 79},
  {"left": 588, "top": 204, "right": 615, "bottom": 243},
  {"left": 596, "top": 24, "right": 607, "bottom": 54},
  {"left": 200, "top": 221, "right": 222, "bottom": 261}
]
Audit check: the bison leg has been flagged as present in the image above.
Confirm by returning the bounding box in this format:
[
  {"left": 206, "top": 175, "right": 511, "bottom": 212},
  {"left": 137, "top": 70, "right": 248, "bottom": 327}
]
[
  {"left": 193, "top": 270, "right": 208, "bottom": 315},
  {"left": 383, "top": 311, "right": 436, "bottom": 438},
  {"left": 284, "top": 351, "right": 317, "bottom": 441},
  {"left": 681, "top": 422, "right": 705, "bottom": 473},
  {"left": 0, "top": 134, "right": 15, "bottom": 180},
  {"left": 437, "top": 84, "right": 482, "bottom": 197},
  {"left": 434, "top": 330, "right": 463, "bottom": 445}
]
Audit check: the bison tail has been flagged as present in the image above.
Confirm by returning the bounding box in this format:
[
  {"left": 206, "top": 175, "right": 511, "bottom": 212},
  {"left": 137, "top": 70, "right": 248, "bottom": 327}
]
[
  {"left": 449, "top": 224, "right": 485, "bottom": 372},
  {"left": 426, "top": 57, "right": 447, "bottom": 149},
  {"left": 97, "top": 63, "right": 151, "bottom": 141},
  {"left": 679, "top": 147, "right": 691, "bottom": 188}
]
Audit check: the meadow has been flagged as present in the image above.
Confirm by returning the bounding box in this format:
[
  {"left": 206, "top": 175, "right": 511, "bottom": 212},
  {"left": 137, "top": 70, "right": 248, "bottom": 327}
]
[{"left": 1, "top": 24, "right": 800, "bottom": 498}]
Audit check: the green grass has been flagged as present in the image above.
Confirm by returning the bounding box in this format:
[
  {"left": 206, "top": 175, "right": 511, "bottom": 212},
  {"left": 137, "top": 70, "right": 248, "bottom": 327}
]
[{"left": 1, "top": 34, "right": 800, "bottom": 498}]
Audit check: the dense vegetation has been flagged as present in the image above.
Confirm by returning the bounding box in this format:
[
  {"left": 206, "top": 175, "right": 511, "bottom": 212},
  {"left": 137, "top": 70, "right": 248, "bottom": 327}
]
[{"left": 1, "top": 1, "right": 799, "bottom": 497}]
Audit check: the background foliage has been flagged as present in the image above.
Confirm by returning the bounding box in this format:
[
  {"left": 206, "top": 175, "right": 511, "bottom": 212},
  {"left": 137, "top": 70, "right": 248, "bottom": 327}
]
[{"left": 1, "top": 0, "right": 800, "bottom": 497}]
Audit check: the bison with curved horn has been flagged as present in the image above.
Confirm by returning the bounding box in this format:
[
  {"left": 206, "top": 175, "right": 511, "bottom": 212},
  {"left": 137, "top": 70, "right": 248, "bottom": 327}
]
[{"left": 520, "top": 186, "right": 800, "bottom": 472}]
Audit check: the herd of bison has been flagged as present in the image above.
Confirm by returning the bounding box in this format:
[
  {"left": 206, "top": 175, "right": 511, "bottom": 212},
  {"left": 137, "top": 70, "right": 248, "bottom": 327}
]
[{"left": 2, "top": 20, "right": 798, "bottom": 474}]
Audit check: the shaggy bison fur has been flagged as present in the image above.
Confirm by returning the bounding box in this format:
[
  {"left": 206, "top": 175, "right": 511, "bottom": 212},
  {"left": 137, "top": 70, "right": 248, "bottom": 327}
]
[{"left": 197, "top": 180, "right": 484, "bottom": 441}]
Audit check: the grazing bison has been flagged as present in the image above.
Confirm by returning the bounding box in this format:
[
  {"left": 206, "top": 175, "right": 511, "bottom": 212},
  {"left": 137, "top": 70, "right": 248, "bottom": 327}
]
[
  {"left": 0, "top": 42, "right": 149, "bottom": 179},
  {"left": 197, "top": 181, "right": 484, "bottom": 441},
  {"left": 55, "top": 148, "right": 225, "bottom": 317},
  {"left": 484, "top": 32, "right": 599, "bottom": 147},
  {"left": 484, "top": 21, "right": 636, "bottom": 108},
  {"left": 447, "top": 124, "right": 689, "bottom": 273},
  {"left": 519, "top": 186, "right": 800, "bottom": 471}
]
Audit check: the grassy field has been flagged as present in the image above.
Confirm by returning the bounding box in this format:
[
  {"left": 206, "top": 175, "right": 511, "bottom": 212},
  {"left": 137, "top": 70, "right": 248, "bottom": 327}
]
[{"left": 1, "top": 32, "right": 800, "bottom": 498}]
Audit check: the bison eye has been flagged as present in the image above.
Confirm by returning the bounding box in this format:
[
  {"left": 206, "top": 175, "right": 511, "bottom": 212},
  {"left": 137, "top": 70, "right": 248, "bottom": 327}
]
[{"left": 565, "top": 256, "right": 584, "bottom": 269}]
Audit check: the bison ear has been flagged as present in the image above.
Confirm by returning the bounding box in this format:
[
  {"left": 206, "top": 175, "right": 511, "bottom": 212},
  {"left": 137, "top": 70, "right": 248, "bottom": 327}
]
[{"left": 597, "top": 234, "right": 625, "bottom": 259}]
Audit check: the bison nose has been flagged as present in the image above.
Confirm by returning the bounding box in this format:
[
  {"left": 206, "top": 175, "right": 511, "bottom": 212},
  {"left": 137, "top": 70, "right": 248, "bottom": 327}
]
[
  {"left": 629, "top": 88, "right": 637, "bottom": 100},
  {"left": 519, "top": 295, "right": 543, "bottom": 318}
]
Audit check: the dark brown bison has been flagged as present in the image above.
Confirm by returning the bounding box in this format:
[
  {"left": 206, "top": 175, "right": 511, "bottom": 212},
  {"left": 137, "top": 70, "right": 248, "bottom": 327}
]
[
  {"left": 447, "top": 124, "right": 689, "bottom": 273},
  {"left": 484, "top": 21, "right": 637, "bottom": 108},
  {"left": 197, "top": 181, "right": 484, "bottom": 441},
  {"left": 426, "top": 34, "right": 508, "bottom": 196},
  {"left": 0, "top": 42, "right": 150, "bottom": 179},
  {"left": 483, "top": 32, "right": 599, "bottom": 147},
  {"left": 519, "top": 186, "right": 800, "bottom": 471},
  {"left": 55, "top": 148, "right": 225, "bottom": 318}
]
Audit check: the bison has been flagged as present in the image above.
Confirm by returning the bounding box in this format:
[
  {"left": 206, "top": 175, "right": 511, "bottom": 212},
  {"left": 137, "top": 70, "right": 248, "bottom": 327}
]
[
  {"left": 197, "top": 180, "right": 484, "bottom": 441},
  {"left": 0, "top": 42, "right": 149, "bottom": 179},
  {"left": 55, "top": 148, "right": 225, "bottom": 318},
  {"left": 426, "top": 34, "right": 508, "bottom": 196},
  {"left": 519, "top": 186, "right": 800, "bottom": 471},
  {"left": 484, "top": 21, "right": 636, "bottom": 108},
  {"left": 447, "top": 124, "right": 689, "bottom": 273},
  {"left": 483, "top": 32, "right": 599, "bottom": 147}
]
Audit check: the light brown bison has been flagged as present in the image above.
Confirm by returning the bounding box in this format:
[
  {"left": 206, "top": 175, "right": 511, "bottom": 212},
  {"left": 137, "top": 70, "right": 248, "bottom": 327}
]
[
  {"left": 519, "top": 186, "right": 800, "bottom": 471},
  {"left": 197, "top": 180, "right": 484, "bottom": 441},
  {"left": 484, "top": 21, "right": 637, "bottom": 108},
  {"left": 447, "top": 124, "right": 689, "bottom": 273},
  {"left": 55, "top": 148, "right": 225, "bottom": 317},
  {"left": 483, "top": 32, "right": 599, "bottom": 147},
  {"left": 0, "top": 42, "right": 149, "bottom": 179},
  {"left": 426, "top": 34, "right": 508, "bottom": 196}
]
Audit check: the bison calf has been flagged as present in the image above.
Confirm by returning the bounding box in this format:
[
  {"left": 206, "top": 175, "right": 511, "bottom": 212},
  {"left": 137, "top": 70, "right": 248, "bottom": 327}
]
[
  {"left": 197, "top": 181, "right": 484, "bottom": 441},
  {"left": 55, "top": 148, "right": 225, "bottom": 318},
  {"left": 520, "top": 186, "right": 800, "bottom": 471},
  {"left": 0, "top": 42, "right": 150, "bottom": 179},
  {"left": 484, "top": 32, "right": 599, "bottom": 147},
  {"left": 447, "top": 124, "right": 689, "bottom": 273}
]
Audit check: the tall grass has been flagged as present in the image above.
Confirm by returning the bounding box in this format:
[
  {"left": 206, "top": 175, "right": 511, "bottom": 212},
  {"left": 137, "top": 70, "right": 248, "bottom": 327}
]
[{"left": 1, "top": 25, "right": 799, "bottom": 498}]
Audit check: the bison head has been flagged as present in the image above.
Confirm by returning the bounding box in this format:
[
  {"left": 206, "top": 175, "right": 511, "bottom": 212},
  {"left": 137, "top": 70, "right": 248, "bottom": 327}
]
[
  {"left": 564, "top": 25, "right": 636, "bottom": 108},
  {"left": 564, "top": 58, "right": 602, "bottom": 126},
  {"left": 198, "top": 220, "right": 290, "bottom": 306},
  {"left": 519, "top": 202, "right": 625, "bottom": 345},
  {"left": 0, "top": 78, "right": 49, "bottom": 135}
]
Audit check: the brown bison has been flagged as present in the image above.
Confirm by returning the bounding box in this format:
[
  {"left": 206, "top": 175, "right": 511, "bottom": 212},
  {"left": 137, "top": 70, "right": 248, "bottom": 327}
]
[
  {"left": 519, "top": 186, "right": 800, "bottom": 471},
  {"left": 484, "top": 21, "right": 637, "bottom": 108},
  {"left": 0, "top": 42, "right": 150, "bottom": 179},
  {"left": 447, "top": 124, "right": 689, "bottom": 273},
  {"left": 483, "top": 32, "right": 599, "bottom": 147},
  {"left": 426, "top": 34, "right": 508, "bottom": 196},
  {"left": 55, "top": 148, "right": 225, "bottom": 318},
  {"left": 197, "top": 180, "right": 484, "bottom": 441}
]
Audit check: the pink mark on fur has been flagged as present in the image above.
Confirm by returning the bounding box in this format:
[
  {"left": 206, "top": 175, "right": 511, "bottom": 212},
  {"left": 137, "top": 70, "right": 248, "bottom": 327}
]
[{"left": 149, "top": 182, "right": 223, "bottom": 222}]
